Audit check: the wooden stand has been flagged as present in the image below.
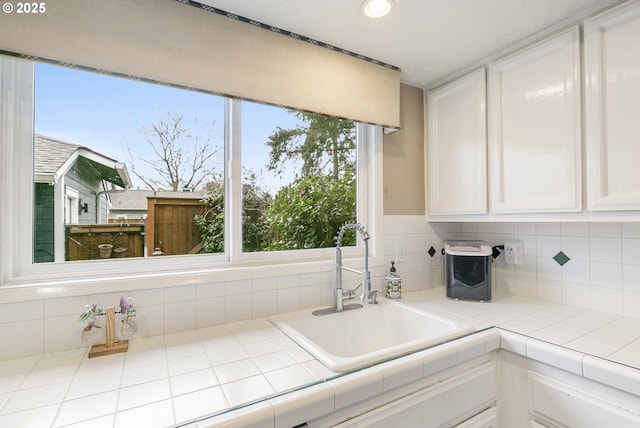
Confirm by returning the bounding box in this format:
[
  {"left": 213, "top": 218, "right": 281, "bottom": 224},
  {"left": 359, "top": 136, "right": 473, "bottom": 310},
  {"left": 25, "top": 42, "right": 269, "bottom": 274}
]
[{"left": 88, "top": 306, "right": 129, "bottom": 358}]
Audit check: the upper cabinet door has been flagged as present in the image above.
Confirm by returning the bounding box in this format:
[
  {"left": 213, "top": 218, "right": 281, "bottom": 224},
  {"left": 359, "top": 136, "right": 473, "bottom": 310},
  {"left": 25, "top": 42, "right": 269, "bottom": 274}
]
[
  {"left": 585, "top": 2, "right": 640, "bottom": 211},
  {"left": 488, "top": 27, "right": 582, "bottom": 213},
  {"left": 427, "top": 68, "right": 487, "bottom": 215}
]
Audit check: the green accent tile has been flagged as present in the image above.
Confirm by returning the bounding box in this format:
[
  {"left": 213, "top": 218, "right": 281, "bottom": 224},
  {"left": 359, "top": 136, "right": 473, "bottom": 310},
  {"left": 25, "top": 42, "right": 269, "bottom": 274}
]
[
  {"left": 428, "top": 246, "right": 436, "bottom": 258},
  {"left": 553, "top": 251, "right": 570, "bottom": 266}
]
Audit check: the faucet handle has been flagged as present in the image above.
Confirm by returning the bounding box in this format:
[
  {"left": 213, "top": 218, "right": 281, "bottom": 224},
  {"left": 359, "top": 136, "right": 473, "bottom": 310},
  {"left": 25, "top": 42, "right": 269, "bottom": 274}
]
[
  {"left": 369, "top": 289, "right": 383, "bottom": 304},
  {"left": 344, "top": 283, "right": 361, "bottom": 300}
]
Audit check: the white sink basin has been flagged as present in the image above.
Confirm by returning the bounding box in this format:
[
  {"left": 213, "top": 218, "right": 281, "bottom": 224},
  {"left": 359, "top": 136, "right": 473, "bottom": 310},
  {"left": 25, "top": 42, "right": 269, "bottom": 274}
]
[{"left": 270, "top": 301, "right": 474, "bottom": 372}]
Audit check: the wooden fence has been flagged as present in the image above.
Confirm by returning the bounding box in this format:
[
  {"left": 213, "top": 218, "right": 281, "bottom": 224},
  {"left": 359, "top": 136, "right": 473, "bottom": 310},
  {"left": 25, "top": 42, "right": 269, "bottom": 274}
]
[
  {"left": 66, "top": 223, "right": 145, "bottom": 261},
  {"left": 145, "top": 196, "right": 205, "bottom": 256}
]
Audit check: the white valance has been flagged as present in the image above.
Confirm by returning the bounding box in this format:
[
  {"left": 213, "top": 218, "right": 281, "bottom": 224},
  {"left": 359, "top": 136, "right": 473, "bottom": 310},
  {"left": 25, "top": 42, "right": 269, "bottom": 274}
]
[{"left": 0, "top": 0, "right": 400, "bottom": 128}]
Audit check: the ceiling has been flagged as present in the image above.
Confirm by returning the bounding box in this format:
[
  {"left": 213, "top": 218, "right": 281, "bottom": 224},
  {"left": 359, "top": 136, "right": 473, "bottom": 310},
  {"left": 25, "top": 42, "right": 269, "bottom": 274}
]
[{"left": 199, "top": 0, "right": 618, "bottom": 89}]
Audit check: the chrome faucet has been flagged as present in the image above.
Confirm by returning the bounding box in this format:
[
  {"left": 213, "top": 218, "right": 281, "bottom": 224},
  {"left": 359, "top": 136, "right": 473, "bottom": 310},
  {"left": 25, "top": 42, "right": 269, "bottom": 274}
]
[{"left": 334, "top": 223, "right": 377, "bottom": 311}]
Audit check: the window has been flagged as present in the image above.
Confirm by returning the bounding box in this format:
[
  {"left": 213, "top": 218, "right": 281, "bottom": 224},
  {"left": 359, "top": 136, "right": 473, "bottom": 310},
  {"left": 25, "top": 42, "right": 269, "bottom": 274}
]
[
  {"left": 64, "top": 187, "right": 79, "bottom": 225},
  {"left": 0, "top": 54, "right": 381, "bottom": 287},
  {"left": 34, "top": 62, "right": 226, "bottom": 262},
  {"left": 240, "top": 101, "right": 358, "bottom": 253}
]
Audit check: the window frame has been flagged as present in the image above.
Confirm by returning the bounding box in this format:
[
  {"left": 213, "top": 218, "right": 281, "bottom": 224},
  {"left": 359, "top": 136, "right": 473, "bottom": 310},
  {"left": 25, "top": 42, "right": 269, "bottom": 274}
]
[
  {"left": 64, "top": 186, "right": 80, "bottom": 225},
  {"left": 0, "top": 56, "right": 383, "bottom": 301}
]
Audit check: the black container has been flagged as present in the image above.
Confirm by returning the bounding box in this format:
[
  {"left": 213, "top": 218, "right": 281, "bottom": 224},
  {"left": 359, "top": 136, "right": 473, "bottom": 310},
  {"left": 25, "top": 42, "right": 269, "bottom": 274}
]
[{"left": 444, "top": 240, "right": 492, "bottom": 301}]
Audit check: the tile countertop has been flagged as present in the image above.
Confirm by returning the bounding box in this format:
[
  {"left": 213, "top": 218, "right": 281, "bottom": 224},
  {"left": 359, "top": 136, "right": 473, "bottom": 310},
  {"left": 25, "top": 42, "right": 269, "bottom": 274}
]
[
  {"left": 1, "top": 287, "right": 640, "bottom": 428},
  {"left": 402, "top": 288, "right": 640, "bottom": 370}
]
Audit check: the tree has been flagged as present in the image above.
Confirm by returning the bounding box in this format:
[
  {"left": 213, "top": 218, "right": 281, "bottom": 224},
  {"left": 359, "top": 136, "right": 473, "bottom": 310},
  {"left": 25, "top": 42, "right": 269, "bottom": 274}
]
[
  {"left": 195, "top": 111, "right": 359, "bottom": 253},
  {"left": 262, "top": 112, "right": 358, "bottom": 250},
  {"left": 193, "top": 181, "right": 224, "bottom": 253},
  {"left": 129, "top": 113, "right": 220, "bottom": 191},
  {"left": 242, "top": 170, "right": 271, "bottom": 252},
  {"left": 195, "top": 170, "right": 272, "bottom": 254},
  {"left": 266, "top": 111, "right": 356, "bottom": 180},
  {"left": 264, "top": 171, "right": 356, "bottom": 250}
]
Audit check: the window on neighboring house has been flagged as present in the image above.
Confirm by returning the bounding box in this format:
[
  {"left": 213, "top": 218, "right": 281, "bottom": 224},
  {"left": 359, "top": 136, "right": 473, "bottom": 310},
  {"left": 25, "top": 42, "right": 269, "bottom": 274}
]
[
  {"left": 64, "top": 187, "right": 79, "bottom": 225},
  {"left": 0, "top": 54, "right": 376, "bottom": 283}
]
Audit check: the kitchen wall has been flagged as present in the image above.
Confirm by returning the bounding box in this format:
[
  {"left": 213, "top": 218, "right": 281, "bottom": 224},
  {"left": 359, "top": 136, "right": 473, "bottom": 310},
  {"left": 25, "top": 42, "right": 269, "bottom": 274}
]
[
  {"left": 457, "top": 221, "right": 640, "bottom": 318},
  {"left": 383, "top": 83, "right": 640, "bottom": 320},
  {"left": 0, "top": 214, "right": 446, "bottom": 360},
  {"left": 0, "top": 82, "right": 436, "bottom": 360},
  {"left": 3, "top": 81, "right": 640, "bottom": 360},
  {"left": 383, "top": 83, "right": 425, "bottom": 215}
]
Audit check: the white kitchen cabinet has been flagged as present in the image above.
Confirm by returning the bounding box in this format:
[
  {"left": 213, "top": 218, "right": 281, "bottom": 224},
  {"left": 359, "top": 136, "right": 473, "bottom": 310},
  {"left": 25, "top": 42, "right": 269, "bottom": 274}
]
[
  {"left": 529, "top": 372, "right": 640, "bottom": 427},
  {"left": 488, "top": 27, "right": 581, "bottom": 213},
  {"left": 455, "top": 407, "right": 497, "bottom": 427},
  {"left": 529, "top": 421, "right": 553, "bottom": 428},
  {"left": 584, "top": 1, "right": 640, "bottom": 211},
  {"left": 331, "top": 361, "right": 496, "bottom": 427},
  {"left": 499, "top": 350, "right": 640, "bottom": 428},
  {"left": 426, "top": 68, "right": 487, "bottom": 215}
]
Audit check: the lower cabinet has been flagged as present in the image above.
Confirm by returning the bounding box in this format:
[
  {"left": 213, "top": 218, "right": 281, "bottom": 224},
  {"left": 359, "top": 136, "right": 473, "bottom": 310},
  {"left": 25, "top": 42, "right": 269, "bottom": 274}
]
[
  {"left": 455, "top": 407, "right": 497, "bottom": 428},
  {"left": 330, "top": 361, "right": 496, "bottom": 428},
  {"left": 529, "top": 372, "right": 640, "bottom": 428},
  {"left": 499, "top": 351, "right": 640, "bottom": 428}
]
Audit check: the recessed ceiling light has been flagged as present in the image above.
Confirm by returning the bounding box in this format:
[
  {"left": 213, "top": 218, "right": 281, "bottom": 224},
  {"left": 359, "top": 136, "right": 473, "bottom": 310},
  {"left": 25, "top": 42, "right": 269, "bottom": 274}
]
[{"left": 361, "top": 0, "right": 393, "bottom": 18}]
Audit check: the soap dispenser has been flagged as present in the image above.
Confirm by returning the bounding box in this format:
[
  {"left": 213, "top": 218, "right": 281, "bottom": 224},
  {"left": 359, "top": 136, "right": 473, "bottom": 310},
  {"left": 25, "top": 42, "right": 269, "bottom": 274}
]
[{"left": 385, "top": 261, "right": 402, "bottom": 299}]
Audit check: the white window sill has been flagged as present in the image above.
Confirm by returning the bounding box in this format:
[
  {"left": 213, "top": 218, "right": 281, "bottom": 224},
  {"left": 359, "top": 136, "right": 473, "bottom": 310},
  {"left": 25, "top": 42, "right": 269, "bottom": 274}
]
[{"left": 0, "top": 254, "right": 384, "bottom": 303}]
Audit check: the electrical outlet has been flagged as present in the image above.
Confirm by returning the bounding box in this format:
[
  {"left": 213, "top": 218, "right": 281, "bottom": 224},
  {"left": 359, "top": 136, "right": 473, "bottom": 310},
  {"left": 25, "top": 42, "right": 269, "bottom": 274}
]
[
  {"left": 504, "top": 240, "right": 524, "bottom": 265},
  {"left": 396, "top": 243, "right": 406, "bottom": 263}
]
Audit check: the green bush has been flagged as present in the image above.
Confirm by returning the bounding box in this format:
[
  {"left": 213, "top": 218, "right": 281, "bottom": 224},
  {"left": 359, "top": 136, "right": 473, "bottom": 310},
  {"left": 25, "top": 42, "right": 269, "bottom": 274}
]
[{"left": 264, "top": 172, "right": 356, "bottom": 251}]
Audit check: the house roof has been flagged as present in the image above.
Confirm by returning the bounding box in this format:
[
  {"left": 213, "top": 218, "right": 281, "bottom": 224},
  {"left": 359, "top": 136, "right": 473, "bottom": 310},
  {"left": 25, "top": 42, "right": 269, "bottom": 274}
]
[
  {"left": 109, "top": 189, "right": 205, "bottom": 210},
  {"left": 34, "top": 134, "right": 131, "bottom": 188}
]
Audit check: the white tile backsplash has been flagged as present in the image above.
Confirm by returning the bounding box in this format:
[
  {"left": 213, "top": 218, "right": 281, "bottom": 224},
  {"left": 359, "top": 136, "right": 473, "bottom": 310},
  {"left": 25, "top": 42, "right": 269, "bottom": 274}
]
[
  {"left": 252, "top": 291, "right": 278, "bottom": 319},
  {"left": 2, "top": 216, "right": 640, "bottom": 360},
  {"left": 624, "top": 265, "right": 640, "bottom": 291},
  {"left": 623, "top": 238, "right": 640, "bottom": 265},
  {"left": 196, "top": 296, "right": 226, "bottom": 328},
  {"left": 623, "top": 223, "right": 640, "bottom": 238},
  {"left": 226, "top": 294, "right": 253, "bottom": 323},
  {"left": 227, "top": 279, "right": 252, "bottom": 295},
  {"left": 591, "top": 262, "right": 623, "bottom": 288},
  {"left": 164, "top": 300, "right": 196, "bottom": 333},
  {"left": 440, "top": 221, "right": 640, "bottom": 320},
  {"left": 165, "top": 285, "right": 196, "bottom": 303},
  {"left": 0, "top": 300, "right": 42, "bottom": 323},
  {"left": 590, "top": 237, "right": 622, "bottom": 263},
  {"left": 561, "top": 222, "right": 589, "bottom": 237},
  {"left": 536, "top": 222, "right": 561, "bottom": 236},
  {"left": 537, "top": 279, "right": 562, "bottom": 303},
  {"left": 561, "top": 236, "right": 590, "bottom": 260},
  {"left": 44, "top": 296, "right": 87, "bottom": 318},
  {"left": 0, "top": 320, "right": 44, "bottom": 358}
]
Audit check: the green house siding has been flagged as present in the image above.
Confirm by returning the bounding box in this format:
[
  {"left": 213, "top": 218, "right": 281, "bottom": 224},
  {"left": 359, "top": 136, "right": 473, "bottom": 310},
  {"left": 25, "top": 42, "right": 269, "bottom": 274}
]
[{"left": 34, "top": 182, "right": 55, "bottom": 263}]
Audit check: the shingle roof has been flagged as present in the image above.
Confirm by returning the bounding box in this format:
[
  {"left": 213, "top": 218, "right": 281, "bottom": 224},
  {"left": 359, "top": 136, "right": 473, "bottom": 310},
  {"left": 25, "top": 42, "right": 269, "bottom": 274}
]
[
  {"left": 33, "top": 134, "right": 130, "bottom": 187},
  {"left": 34, "top": 134, "right": 80, "bottom": 176}
]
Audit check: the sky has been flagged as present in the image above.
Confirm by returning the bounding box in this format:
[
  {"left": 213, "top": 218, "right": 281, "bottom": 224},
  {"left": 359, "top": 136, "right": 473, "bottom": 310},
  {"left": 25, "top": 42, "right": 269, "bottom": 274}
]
[{"left": 34, "top": 62, "right": 301, "bottom": 192}]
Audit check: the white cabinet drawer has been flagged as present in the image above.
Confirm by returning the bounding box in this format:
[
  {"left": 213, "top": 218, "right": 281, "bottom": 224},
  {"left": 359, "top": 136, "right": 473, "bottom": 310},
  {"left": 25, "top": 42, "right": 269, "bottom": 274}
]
[
  {"left": 334, "top": 361, "right": 496, "bottom": 427},
  {"left": 455, "top": 406, "right": 497, "bottom": 428},
  {"left": 529, "top": 372, "right": 640, "bottom": 428}
]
